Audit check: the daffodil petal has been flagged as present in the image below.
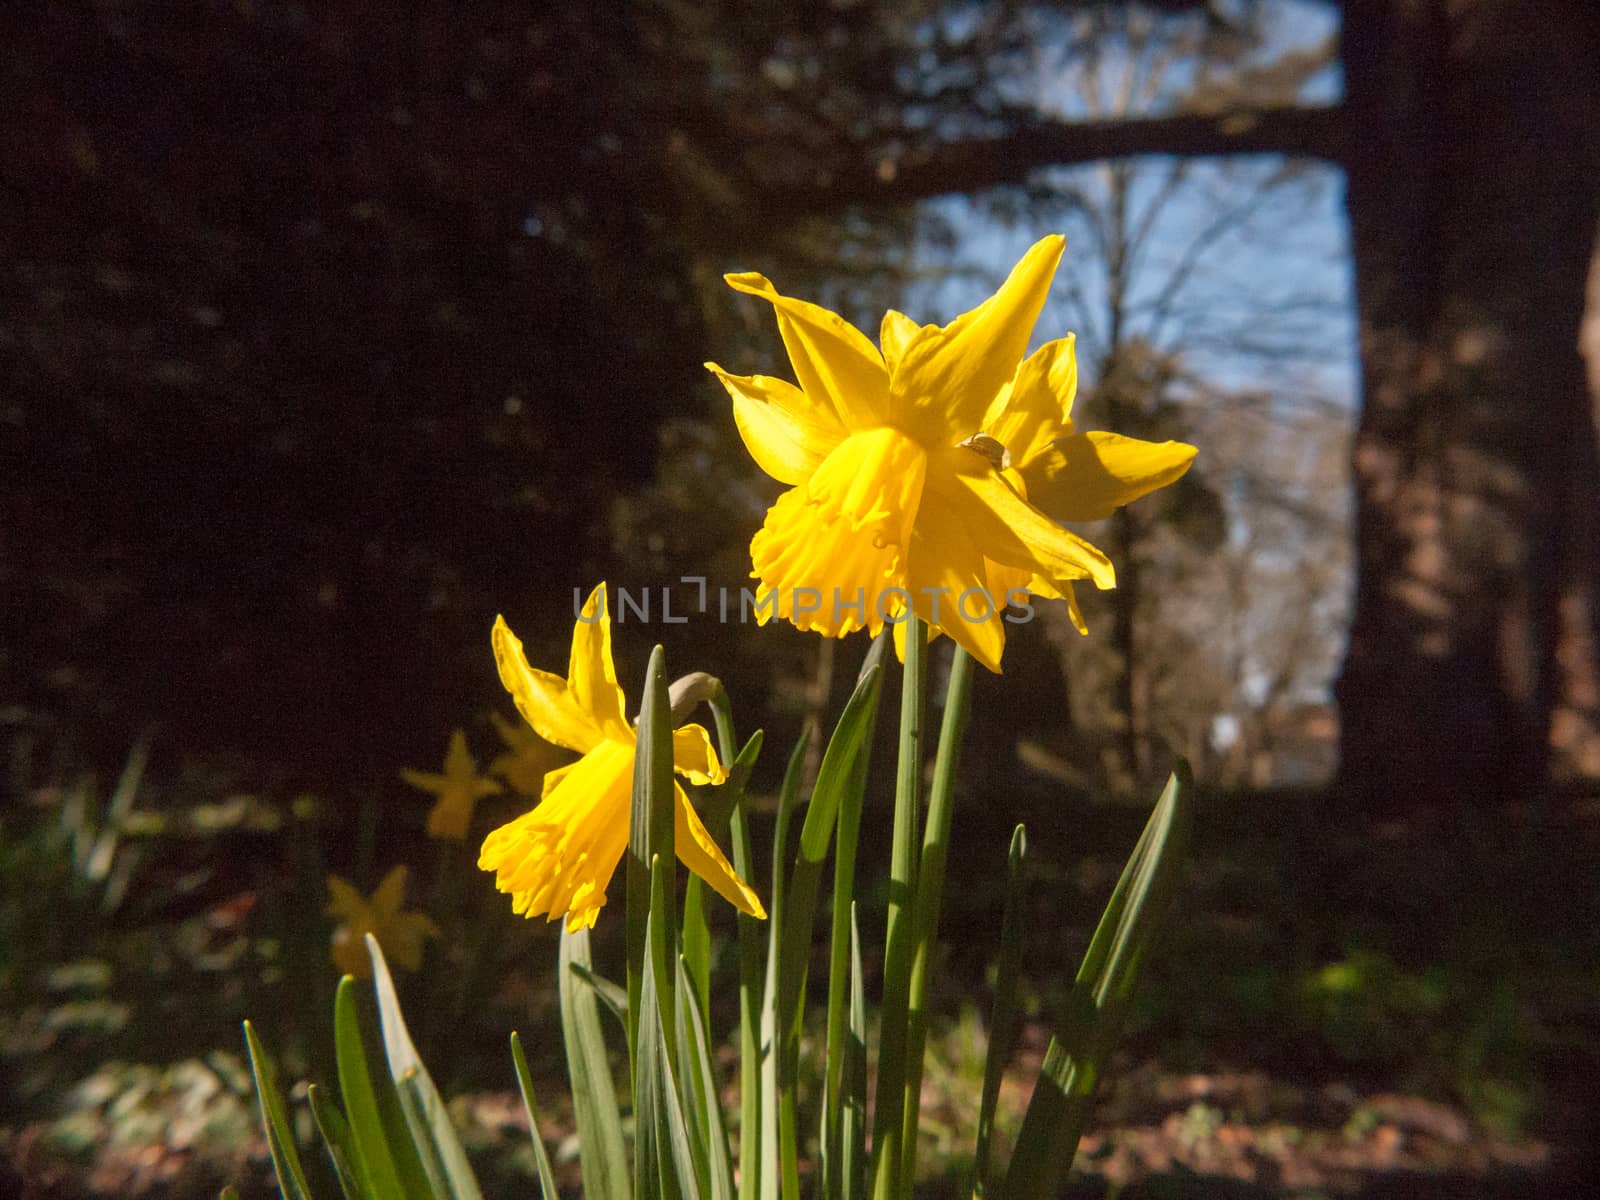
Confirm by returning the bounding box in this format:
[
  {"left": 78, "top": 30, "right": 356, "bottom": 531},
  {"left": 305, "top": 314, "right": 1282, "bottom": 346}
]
[
  {"left": 905, "top": 487, "right": 1007, "bottom": 672},
  {"left": 1024, "top": 573, "right": 1089, "bottom": 634},
  {"left": 931, "top": 446, "right": 1116, "bottom": 590},
  {"left": 880, "top": 308, "right": 925, "bottom": 369},
  {"left": 982, "top": 335, "right": 1078, "bottom": 469},
  {"left": 672, "top": 723, "right": 726, "bottom": 786},
  {"left": 326, "top": 875, "right": 367, "bottom": 922},
  {"left": 675, "top": 784, "right": 766, "bottom": 918},
  {"left": 891, "top": 235, "right": 1065, "bottom": 442},
  {"left": 492, "top": 615, "right": 601, "bottom": 754},
  {"left": 707, "top": 363, "right": 845, "bottom": 485},
  {"left": 749, "top": 427, "right": 927, "bottom": 636},
  {"left": 724, "top": 271, "right": 889, "bottom": 429},
  {"left": 1020, "top": 431, "right": 1198, "bottom": 522},
  {"left": 479, "top": 740, "right": 635, "bottom": 929},
  {"left": 566, "top": 584, "right": 631, "bottom": 741}
]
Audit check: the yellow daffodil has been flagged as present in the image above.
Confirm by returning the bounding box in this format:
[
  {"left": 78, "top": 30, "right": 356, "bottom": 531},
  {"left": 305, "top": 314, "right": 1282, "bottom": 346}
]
[
  {"left": 326, "top": 866, "right": 440, "bottom": 979},
  {"left": 488, "top": 710, "right": 568, "bottom": 797},
  {"left": 401, "top": 728, "right": 503, "bottom": 840},
  {"left": 478, "top": 583, "right": 766, "bottom": 932},
  {"left": 708, "top": 234, "right": 1196, "bottom": 671}
]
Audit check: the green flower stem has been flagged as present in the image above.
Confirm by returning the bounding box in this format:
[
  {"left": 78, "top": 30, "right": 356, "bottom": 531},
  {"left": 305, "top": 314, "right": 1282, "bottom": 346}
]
[
  {"left": 730, "top": 794, "right": 763, "bottom": 1200},
  {"left": 869, "top": 617, "right": 927, "bottom": 1200},
  {"left": 900, "top": 644, "right": 976, "bottom": 1190},
  {"left": 683, "top": 680, "right": 741, "bottom": 1031}
]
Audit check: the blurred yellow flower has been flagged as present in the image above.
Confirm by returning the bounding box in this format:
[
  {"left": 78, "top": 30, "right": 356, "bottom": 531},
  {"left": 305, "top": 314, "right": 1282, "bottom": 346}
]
[
  {"left": 326, "top": 866, "right": 439, "bottom": 979},
  {"left": 488, "top": 709, "right": 567, "bottom": 797},
  {"left": 708, "top": 235, "right": 1196, "bottom": 671},
  {"left": 401, "top": 728, "right": 502, "bottom": 839},
  {"left": 479, "top": 583, "right": 765, "bottom": 932}
]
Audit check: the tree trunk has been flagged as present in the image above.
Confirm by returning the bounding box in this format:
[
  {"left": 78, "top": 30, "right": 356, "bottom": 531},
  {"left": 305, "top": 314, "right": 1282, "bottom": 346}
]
[{"left": 1336, "top": 0, "right": 1600, "bottom": 810}]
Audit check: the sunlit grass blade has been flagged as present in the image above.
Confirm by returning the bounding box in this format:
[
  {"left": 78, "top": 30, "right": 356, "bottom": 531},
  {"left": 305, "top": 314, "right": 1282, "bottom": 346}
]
[
  {"left": 1001, "top": 763, "right": 1193, "bottom": 1200},
  {"left": 675, "top": 958, "right": 737, "bottom": 1200},
  {"left": 307, "top": 1083, "right": 365, "bottom": 1200},
  {"left": 628, "top": 644, "right": 676, "bottom": 1071},
  {"left": 900, "top": 645, "right": 976, "bottom": 1188},
  {"left": 365, "top": 935, "right": 484, "bottom": 1200},
  {"left": 973, "top": 825, "right": 1028, "bottom": 1198},
  {"left": 333, "top": 977, "right": 414, "bottom": 1200},
  {"left": 759, "top": 726, "right": 810, "bottom": 1200},
  {"left": 509, "top": 1033, "right": 560, "bottom": 1200},
  {"left": 243, "top": 1019, "right": 312, "bottom": 1200},
  {"left": 559, "top": 925, "right": 630, "bottom": 1200},
  {"left": 870, "top": 617, "right": 928, "bottom": 1200}
]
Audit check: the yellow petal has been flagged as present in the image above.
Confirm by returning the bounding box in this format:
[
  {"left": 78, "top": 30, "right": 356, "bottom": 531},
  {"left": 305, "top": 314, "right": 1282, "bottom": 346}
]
[
  {"left": 672, "top": 723, "right": 727, "bottom": 787},
  {"left": 326, "top": 875, "right": 367, "bottom": 923},
  {"left": 724, "top": 271, "right": 889, "bottom": 430},
  {"left": 890, "top": 235, "right": 1065, "bottom": 443},
  {"left": 675, "top": 784, "right": 766, "bottom": 918},
  {"left": 749, "top": 427, "right": 927, "bottom": 637},
  {"left": 880, "top": 309, "right": 926, "bottom": 369},
  {"left": 567, "top": 584, "right": 632, "bottom": 741},
  {"left": 1019, "top": 431, "right": 1197, "bottom": 522},
  {"left": 331, "top": 930, "right": 371, "bottom": 978},
  {"left": 982, "top": 335, "right": 1078, "bottom": 470},
  {"left": 370, "top": 866, "right": 410, "bottom": 921},
  {"left": 399, "top": 768, "right": 446, "bottom": 795},
  {"left": 905, "top": 487, "right": 1007, "bottom": 672},
  {"left": 443, "top": 729, "right": 476, "bottom": 781},
  {"left": 707, "top": 363, "right": 846, "bottom": 485},
  {"left": 427, "top": 795, "right": 472, "bottom": 839},
  {"left": 492, "top": 615, "right": 603, "bottom": 754},
  {"left": 930, "top": 445, "right": 1116, "bottom": 590},
  {"left": 478, "top": 740, "right": 635, "bottom": 930},
  {"left": 384, "top": 911, "right": 441, "bottom": 971}
]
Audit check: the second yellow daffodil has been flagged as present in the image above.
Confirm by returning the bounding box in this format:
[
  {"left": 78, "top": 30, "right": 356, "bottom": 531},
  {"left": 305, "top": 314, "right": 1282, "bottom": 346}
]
[
  {"left": 479, "top": 583, "right": 765, "bottom": 931},
  {"left": 708, "top": 234, "right": 1196, "bottom": 671}
]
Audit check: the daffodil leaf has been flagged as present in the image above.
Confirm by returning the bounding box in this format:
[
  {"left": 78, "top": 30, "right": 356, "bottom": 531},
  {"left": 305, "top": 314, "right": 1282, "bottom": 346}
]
[
  {"left": 568, "top": 962, "right": 629, "bottom": 1029},
  {"left": 509, "top": 1032, "right": 560, "bottom": 1200},
  {"left": 307, "top": 1083, "right": 365, "bottom": 1200},
  {"left": 242, "top": 1019, "right": 312, "bottom": 1200},
  {"left": 636, "top": 859, "right": 703, "bottom": 1200},
  {"left": 559, "top": 926, "right": 630, "bottom": 1200},
  {"left": 366, "top": 936, "right": 483, "bottom": 1200},
  {"left": 840, "top": 903, "right": 869, "bottom": 1200},
  {"left": 675, "top": 955, "right": 735, "bottom": 1200},
  {"left": 973, "top": 825, "right": 1028, "bottom": 1199},
  {"left": 1001, "top": 763, "right": 1192, "bottom": 1200},
  {"left": 627, "top": 644, "right": 676, "bottom": 1069},
  {"left": 333, "top": 976, "right": 416, "bottom": 1200}
]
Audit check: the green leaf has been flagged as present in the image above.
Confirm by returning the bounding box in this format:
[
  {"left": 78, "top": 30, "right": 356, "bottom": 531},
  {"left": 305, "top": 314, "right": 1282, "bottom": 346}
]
[
  {"left": 869, "top": 618, "right": 929, "bottom": 1200},
  {"left": 675, "top": 956, "right": 736, "bottom": 1200},
  {"left": 973, "top": 826, "right": 1028, "bottom": 1198},
  {"left": 509, "top": 1033, "right": 560, "bottom": 1200},
  {"left": 559, "top": 926, "right": 630, "bottom": 1200},
  {"left": 839, "top": 904, "right": 868, "bottom": 1200},
  {"left": 901, "top": 644, "right": 977, "bottom": 1189},
  {"left": 365, "top": 936, "right": 484, "bottom": 1200},
  {"left": 1001, "top": 763, "right": 1193, "bottom": 1200},
  {"left": 569, "top": 961, "right": 630, "bottom": 1029},
  {"left": 307, "top": 1083, "right": 366, "bottom": 1200},
  {"left": 759, "top": 726, "right": 811, "bottom": 1200},
  {"left": 334, "top": 977, "right": 414, "bottom": 1200},
  {"left": 242, "top": 1019, "right": 312, "bottom": 1200},
  {"left": 727, "top": 732, "right": 766, "bottom": 1200},
  {"left": 628, "top": 644, "right": 677, "bottom": 1069},
  {"left": 636, "top": 864, "right": 704, "bottom": 1200},
  {"left": 776, "top": 642, "right": 886, "bottom": 1089}
]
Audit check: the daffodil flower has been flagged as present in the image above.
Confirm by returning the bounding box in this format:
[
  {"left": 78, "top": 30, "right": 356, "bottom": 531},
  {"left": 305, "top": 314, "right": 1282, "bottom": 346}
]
[
  {"left": 401, "top": 728, "right": 503, "bottom": 840},
  {"left": 478, "top": 583, "right": 766, "bottom": 932},
  {"left": 708, "top": 234, "right": 1196, "bottom": 671},
  {"left": 326, "top": 866, "right": 440, "bottom": 979}
]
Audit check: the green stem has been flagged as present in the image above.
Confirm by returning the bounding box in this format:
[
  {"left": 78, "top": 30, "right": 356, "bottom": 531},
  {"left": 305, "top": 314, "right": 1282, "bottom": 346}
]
[
  {"left": 901, "top": 645, "right": 976, "bottom": 1190},
  {"left": 869, "top": 618, "right": 927, "bottom": 1200},
  {"left": 730, "top": 795, "right": 763, "bottom": 1200},
  {"left": 823, "top": 744, "right": 871, "bottom": 1193}
]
